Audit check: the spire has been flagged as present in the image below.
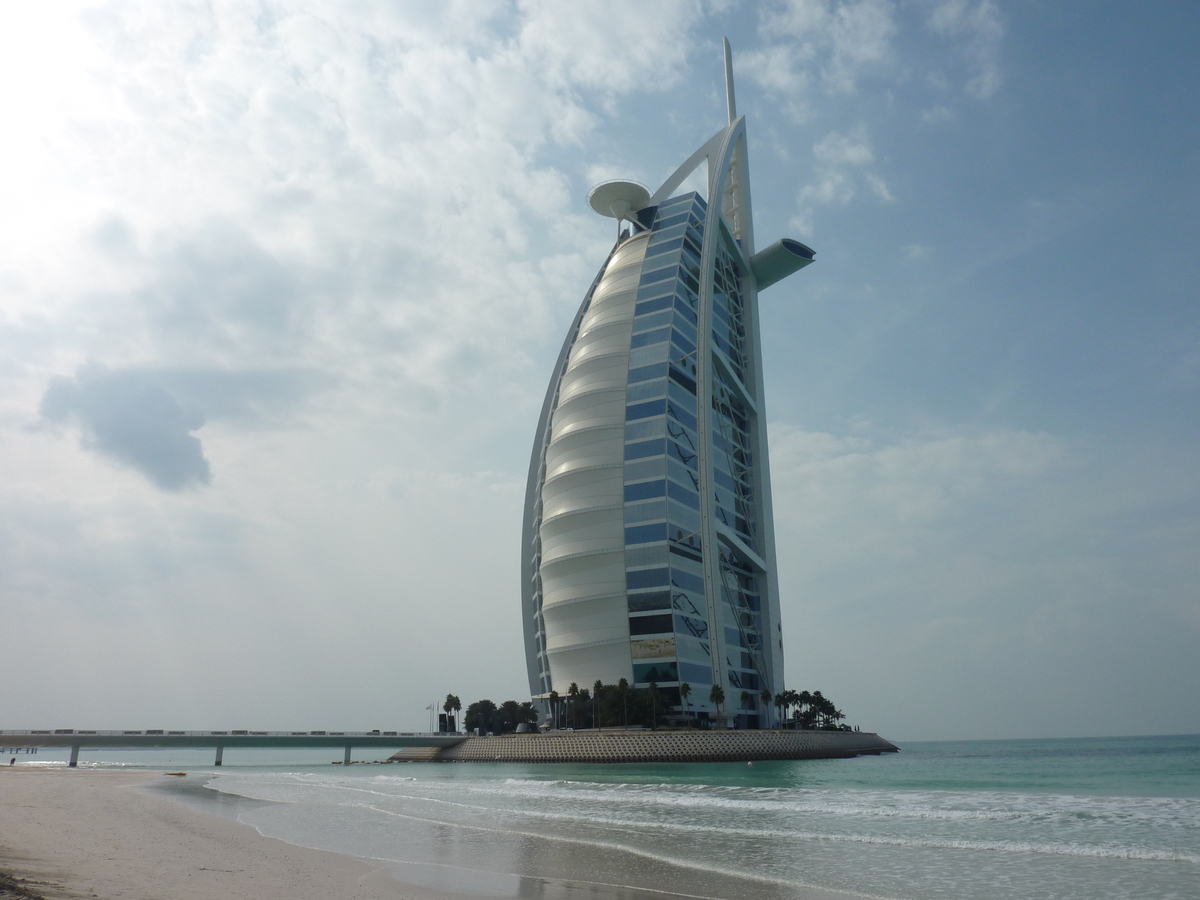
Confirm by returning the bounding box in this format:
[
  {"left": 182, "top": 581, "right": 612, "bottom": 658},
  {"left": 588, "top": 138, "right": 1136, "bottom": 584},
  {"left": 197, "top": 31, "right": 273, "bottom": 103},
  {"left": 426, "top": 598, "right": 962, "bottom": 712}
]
[{"left": 723, "top": 37, "right": 737, "bottom": 124}]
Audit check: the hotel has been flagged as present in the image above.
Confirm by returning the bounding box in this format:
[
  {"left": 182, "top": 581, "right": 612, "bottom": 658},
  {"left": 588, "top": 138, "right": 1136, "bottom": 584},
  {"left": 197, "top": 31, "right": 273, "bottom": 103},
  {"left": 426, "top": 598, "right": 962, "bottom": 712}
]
[{"left": 521, "top": 42, "right": 815, "bottom": 726}]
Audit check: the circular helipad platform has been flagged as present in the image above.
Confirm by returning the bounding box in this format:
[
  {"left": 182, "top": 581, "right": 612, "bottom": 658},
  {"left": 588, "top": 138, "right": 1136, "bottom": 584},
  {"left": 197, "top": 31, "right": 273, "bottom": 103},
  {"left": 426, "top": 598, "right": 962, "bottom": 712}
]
[{"left": 587, "top": 180, "right": 651, "bottom": 220}]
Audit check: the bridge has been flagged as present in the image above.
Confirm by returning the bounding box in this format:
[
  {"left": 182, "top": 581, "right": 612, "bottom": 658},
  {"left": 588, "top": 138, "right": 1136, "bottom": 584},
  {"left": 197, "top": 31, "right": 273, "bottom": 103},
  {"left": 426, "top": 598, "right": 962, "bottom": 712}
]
[{"left": 0, "top": 729, "right": 467, "bottom": 767}]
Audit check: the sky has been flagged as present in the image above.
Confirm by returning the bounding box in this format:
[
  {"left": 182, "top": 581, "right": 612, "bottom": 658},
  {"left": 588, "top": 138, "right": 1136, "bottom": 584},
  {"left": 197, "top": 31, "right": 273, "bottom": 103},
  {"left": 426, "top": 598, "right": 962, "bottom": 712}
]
[{"left": 1, "top": 0, "right": 1196, "bottom": 743}]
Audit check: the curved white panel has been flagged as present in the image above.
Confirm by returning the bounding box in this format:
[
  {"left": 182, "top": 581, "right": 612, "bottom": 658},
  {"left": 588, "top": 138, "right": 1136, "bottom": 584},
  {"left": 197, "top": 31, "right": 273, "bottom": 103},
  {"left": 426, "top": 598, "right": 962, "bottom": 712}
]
[{"left": 534, "top": 232, "right": 649, "bottom": 693}]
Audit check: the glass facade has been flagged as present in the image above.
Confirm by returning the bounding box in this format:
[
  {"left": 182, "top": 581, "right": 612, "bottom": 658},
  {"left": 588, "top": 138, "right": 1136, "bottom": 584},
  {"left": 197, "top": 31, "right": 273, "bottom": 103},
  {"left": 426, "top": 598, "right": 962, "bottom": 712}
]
[{"left": 521, "top": 87, "right": 813, "bottom": 726}]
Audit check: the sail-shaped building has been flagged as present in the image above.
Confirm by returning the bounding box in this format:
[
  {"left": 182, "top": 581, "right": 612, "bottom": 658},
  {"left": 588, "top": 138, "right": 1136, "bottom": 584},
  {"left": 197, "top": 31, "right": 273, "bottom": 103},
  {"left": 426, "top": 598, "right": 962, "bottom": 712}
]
[{"left": 522, "top": 42, "right": 815, "bottom": 727}]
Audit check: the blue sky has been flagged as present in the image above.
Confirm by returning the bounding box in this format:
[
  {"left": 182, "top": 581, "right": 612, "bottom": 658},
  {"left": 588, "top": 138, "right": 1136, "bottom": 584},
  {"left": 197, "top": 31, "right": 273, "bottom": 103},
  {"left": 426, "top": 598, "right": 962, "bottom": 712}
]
[{"left": 1, "top": 0, "right": 1196, "bottom": 741}]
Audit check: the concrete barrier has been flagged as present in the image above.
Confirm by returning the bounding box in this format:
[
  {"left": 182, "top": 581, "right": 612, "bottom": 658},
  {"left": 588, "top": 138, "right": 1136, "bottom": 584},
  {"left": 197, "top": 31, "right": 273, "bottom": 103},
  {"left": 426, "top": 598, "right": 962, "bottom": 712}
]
[{"left": 391, "top": 730, "right": 898, "bottom": 763}]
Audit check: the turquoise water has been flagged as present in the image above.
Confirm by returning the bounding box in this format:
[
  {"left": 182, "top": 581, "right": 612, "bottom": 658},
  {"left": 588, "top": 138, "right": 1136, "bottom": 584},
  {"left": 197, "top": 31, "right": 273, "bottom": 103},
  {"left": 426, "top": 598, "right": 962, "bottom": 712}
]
[{"left": 28, "top": 734, "right": 1200, "bottom": 899}]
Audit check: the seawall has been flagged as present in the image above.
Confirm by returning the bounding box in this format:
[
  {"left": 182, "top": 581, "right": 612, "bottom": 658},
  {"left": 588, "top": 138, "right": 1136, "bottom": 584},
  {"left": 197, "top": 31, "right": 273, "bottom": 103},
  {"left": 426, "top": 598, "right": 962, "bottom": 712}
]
[{"left": 390, "top": 730, "right": 898, "bottom": 763}]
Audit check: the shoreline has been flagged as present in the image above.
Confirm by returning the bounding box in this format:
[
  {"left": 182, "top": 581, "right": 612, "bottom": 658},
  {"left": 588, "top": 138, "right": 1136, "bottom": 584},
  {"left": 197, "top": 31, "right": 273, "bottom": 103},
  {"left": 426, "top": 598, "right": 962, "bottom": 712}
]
[
  {"left": 0, "top": 766, "right": 862, "bottom": 900},
  {"left": 0, "top": 768, "right": 439, "bottom": 900}
]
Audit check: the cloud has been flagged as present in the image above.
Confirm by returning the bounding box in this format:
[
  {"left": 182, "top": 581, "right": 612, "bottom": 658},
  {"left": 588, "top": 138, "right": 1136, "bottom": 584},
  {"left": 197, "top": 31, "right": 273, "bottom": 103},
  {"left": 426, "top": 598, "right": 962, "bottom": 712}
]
[
  {"left": 923, "top": 0, "right": 1004, "bottom": 98},
  {"left": 744, "top": 0, "right": 898, "bottom": 100},
  {"left": 792, "top": 124, "right": 892, "bottom": 232},
  {"left": 36, "top": 361, "right": 329, "bottom": 489},
  {"left": 40, "top": 363, "right": 212, "bottom": 490}
]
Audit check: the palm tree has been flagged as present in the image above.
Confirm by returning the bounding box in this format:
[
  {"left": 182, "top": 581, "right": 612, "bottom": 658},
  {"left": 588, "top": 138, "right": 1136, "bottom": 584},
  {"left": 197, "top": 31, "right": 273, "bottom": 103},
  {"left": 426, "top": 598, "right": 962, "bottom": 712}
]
[
  {"left": 548, "top": 690, "right": 560, "bottom": 730},
  {"left": 442, "top": 694, "right": 462, "bottom": 732},
  {"left": 567, "top": 682, "right": 580, "bottom": 729},
  {"left": 709, "top": 684, "right": 726, "bottom": 727},
  {"left": 739, "top": 690, "right": 752, "bottom": 729},
  {"left": 518, "top": 701, "right": 539, "bottom": 729},
  {"left": 797, "top": 690, "right": 814, "bottom": 728},
  {"left": 464, "top": 699, "right": 497, "bottom": 734},
  {"left": 617, "top": 677, "right": 629, "bottom": 727},
  {"left": 648, "top": 681, "right": 661, "bottom": 728},
  {"left": 760, "top": 689, "right": 772, "bottom": 729},
  {"left": 774, "top": 691, "right": 787, "bottom": 728},
  {"left": 593, "top": 679, "right": 603, "bottom": 729},
  {"left": 679, "top": 682, "right": 692, "bottom": 725}
]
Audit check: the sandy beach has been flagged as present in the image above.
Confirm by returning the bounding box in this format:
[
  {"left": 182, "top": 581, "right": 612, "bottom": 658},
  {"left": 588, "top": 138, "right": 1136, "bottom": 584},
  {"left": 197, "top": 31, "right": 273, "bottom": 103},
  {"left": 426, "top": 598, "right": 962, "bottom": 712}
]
[
  {"left": 0, "top": 768, "right": 438, "bottom": 900},
  {"left": 0, "top": 764, "right": 866, "bottom": 900}
]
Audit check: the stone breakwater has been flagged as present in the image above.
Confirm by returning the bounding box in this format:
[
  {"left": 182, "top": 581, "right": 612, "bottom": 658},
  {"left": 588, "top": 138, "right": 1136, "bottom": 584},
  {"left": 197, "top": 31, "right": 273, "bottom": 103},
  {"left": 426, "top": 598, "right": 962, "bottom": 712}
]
[{"left": 390, "top": 730, "right": 898, "bottom": 763}]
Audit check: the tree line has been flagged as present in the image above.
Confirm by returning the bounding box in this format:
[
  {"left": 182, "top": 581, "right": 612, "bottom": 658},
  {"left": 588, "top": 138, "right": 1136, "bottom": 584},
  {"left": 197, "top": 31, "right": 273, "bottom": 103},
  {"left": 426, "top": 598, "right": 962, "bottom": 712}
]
[{"left": 443, "top": 684, "right": 848, "bottom": 732}]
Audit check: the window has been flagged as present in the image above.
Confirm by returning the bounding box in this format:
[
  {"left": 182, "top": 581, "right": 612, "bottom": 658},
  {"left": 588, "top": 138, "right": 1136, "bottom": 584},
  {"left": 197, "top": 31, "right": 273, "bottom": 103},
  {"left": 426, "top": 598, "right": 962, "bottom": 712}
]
[
  {"left": 671, "top": 570, "right": 705, "bottom": 594},
  {"left": 678, "top": 662, "right": 713, "bottom": 685},
  {"left": 627, "top": 568, "right": 670, "bottom": 590},
  {"left": 630, "top": 328, "right": 670, "bottom": 350},
  {"left": 628, "top": 362, "right": 668, "bottom": 384},
  {"left": 624, "top": 480, "right": 666, "bottom": 502},
  {"left": 625, "top": 523, "right": 667, "bottom": 545},
  {"left": 625, "top": 439, "right": 664, "bottom": 461},
  {"left": 629, "top": 613, "right": 673, "bottom": 635},
  {"left": 675, "top": 614, "right": 708, "bottom": 638},
  {"left": 628, "top": 591, "right": 671, "bottom": 612},
  {"left": 633, "top": 662, "right": 678, "bottom": 683}
]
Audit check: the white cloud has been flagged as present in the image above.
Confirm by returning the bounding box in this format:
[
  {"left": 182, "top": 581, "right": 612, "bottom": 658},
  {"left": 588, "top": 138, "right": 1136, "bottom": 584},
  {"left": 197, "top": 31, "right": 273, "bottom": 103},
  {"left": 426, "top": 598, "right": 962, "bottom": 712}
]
[
  {"left": 0, "top": 0, "right": 712, "bottom": 726},
  {"left": 792, "top": 124, "right": 892, "bottom": 233},
  {"left": 744, "top": 0, "right": 897, "bottom": 99},
  {"left": 923, "top": 0, "right": 1004, "bottom": 98}
]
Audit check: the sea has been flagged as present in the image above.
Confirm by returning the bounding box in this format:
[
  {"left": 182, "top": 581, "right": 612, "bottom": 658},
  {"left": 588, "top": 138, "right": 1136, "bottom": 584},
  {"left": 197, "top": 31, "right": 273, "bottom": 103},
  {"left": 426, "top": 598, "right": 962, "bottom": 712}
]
[{"left": 28, "top": 733, "right": 1200, "bottom": 900}]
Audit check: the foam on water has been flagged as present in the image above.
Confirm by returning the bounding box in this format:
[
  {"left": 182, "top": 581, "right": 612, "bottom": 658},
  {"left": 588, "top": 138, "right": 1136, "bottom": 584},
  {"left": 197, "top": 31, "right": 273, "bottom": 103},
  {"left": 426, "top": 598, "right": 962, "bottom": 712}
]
[{"left": 202, "top": 736, "right": 1200, "bottom": 900}]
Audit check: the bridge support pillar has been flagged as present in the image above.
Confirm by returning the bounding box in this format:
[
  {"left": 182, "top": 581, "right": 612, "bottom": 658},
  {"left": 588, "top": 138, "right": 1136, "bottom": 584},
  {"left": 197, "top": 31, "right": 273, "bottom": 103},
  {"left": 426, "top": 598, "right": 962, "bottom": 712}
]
[
  {"left": 344, "top": 745, "right": 351, "bottom": 765},
  {"left": 69, "top": 745, "right": 80, "bottom": 768},
  {"left": 214, "top": 746, "right": 224, "bottom": 766}
]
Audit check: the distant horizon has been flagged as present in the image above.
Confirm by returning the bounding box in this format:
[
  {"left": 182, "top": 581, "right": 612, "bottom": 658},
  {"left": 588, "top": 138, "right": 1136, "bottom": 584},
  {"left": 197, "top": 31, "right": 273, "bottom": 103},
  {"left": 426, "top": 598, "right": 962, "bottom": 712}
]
[{"left": 7, "top": 723, "right": 1200, "bottom": 747}]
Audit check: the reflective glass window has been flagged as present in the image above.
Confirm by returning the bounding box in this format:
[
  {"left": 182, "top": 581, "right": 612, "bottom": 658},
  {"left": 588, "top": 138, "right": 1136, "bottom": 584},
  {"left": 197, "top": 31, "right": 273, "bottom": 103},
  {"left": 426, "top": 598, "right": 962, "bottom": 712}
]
[
  {"left": 666, "top": 479, "right": 700, "bottom": 509},
  {"left": 668, "top": 505, "right": 702, "bottom": 536},
  {"left": 629, "top": 344, "right": 669, "bottom": 368},
  {"left": 671, "top": 590, "right": 705, "bottom": 617},
  {"left": 625, "top": 544, "right": 668, "bottom": 568},
  {"left": 667, "top": 380, "right": 696, "bottom": 409},
  {"left": 627, "top": 568, "right": 670, "bottom": 590},
  {"left": 624, "top": 439, "right": 665, "bottom": 461},
  {"left": 624, "top": 500, "right": 667, "bottom": 524},
  {"left": 671, "top": 330, "right": 696, "bottom": 357},
  {"left": 625, "top": 523, "right": 667, "bottom": 545},
  {"left": 671, "top": 313, "right": 698, "bottom": 344},
  {"left": 633, "top": 662, "right": 678, "bottom": 683},
  {"left": 667, "top": 400, "right": 697, "bottom": 432},
  {"left": 675, "top": 614, "right": 709, "bottom": 638},
  {"left": 648, "top": 222, "right": 687, "bottom": 244},
  {"left": 652, "top": 212, "right": 690, "bottom": 231},
  {"left": 668, "top": 457, "right": 700, "bottom": 491},
  {"left": 630, "top": 327, "right": 670, "bottom": 349},
  {"left": 644, "top": 238, "right": 683, "bottom": 259},
  {"left": 628, "top": 591, "right": 671, "bottom": 612},
  {"left": 631, "top": 310, "right": 673, "bottom": 332},
  {"left": 624, "top": 479, "right": 666, "bottom": 501},
  {"left": 623, "top": 458, "right": 664, "bottom": 482},
  {"left": 669, "top": 368, "right": 697, "bottom": 395},
  {"left": 640, "top": 266, "right": 678, "bottom": 288},
  {"left": 626, "top": 378, "right": 667, "bottom": 402},
  {"left": 635, "top": 295, "right": 674, "bottom": 317},
  {"left": 629, "top": 613, "right": 673, "bottom": 634},
  {"left": 668, "top": 440, "right": 698, "bottom": 469},
  {"left": 628, "top": 362, "right": 668, "bottom": 383},
  {"left": 678, "top": 661, "right": 713, "bottom": 685},
  {"left": 672, "top": 569, "right": 705, "bottom": 593},
  {"left": 625, "top": 418, "right": 665, "bottom": 441}
]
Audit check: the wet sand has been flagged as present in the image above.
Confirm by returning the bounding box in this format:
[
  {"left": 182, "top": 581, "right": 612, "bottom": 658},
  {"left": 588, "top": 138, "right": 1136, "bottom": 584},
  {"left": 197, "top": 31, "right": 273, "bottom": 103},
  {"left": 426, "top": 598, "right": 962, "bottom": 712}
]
[
  {"left": 1, "top": 767, "right": 860, "bottom": 900},
  {"left": 0, "top": 768, "right": 436, "bottom": 900}
]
